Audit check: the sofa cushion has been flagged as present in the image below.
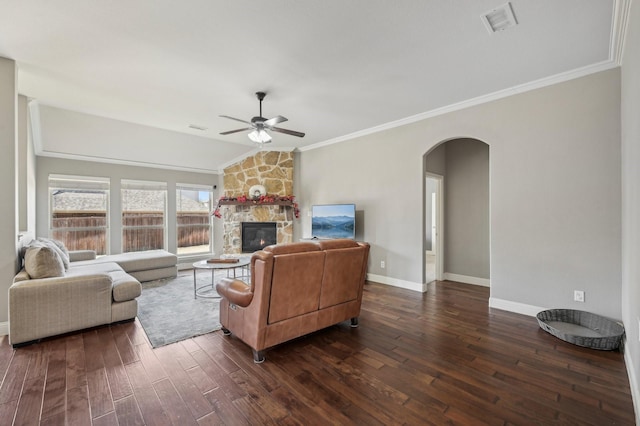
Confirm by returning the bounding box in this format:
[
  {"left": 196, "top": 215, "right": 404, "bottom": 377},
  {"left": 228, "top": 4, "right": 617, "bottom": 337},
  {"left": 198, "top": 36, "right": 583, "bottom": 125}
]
[
  {"left": 21, "top": 238, "right": 70, "bottom": 270},
  {"left": 316, "top": 238, "right": 360, "bottom": 250},
  {"left": 24, "top": 246, "right": 65, "bottom": 279},
  {"left": 37, "top": 237, "right": 70, "bottom": 269},
  {"left": 67, "top": 262, "right": 141, "bottom": 302},
  {"left": 106, "top": 250, "right": 177, "bottom": 272},
  {"left": 111, "top": 271, "right": 142, "bottom": 302},
  {"left": 264, "top": 242, "right": 321, "bottom": 255},
  {"left": 73, "top": 249, "right": 177, "bottom": 273},
  {"left": 69, "top": 250, "right": 97, "bottom": 262},
  {"left": 67, "top": 261, "right": 125, "bottom": 276},
  {"left": 268, "top": 250, "right": 325, "bottom": 323}
]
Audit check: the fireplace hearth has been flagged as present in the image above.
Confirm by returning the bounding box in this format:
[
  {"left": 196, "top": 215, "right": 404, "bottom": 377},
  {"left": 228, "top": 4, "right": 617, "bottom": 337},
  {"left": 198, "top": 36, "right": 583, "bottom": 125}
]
[{"left": 242, "top": 222, "right": 277, "bottom": 252}]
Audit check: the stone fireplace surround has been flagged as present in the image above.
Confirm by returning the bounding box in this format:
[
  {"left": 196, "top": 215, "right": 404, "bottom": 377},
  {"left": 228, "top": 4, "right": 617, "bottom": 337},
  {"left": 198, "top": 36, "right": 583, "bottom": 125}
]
[{"left": 220, "top": 151, "right": 295, "bottom": 255}]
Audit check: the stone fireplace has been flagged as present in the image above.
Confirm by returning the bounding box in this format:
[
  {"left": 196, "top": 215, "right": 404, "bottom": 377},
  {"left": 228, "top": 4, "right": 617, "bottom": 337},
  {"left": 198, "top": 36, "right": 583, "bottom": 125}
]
[{"left": 220, "top": 151, "right": 295, "bottom": 254}]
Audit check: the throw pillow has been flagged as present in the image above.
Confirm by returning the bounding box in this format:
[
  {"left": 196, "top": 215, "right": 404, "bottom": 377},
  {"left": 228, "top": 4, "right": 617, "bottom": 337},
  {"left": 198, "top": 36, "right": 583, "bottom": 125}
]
[
  {"left": 36, "top": 237, "right": 70, "bottom": 270},
  {"left": 24, "top": 246, "right": 65, "bottom": 279}
]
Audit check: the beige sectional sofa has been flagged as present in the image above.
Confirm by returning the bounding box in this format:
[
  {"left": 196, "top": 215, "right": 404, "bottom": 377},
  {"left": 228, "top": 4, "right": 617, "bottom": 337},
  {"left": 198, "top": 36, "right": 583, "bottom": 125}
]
[{"left": 9, "top": 241, "right": 177, "bottom": 347}]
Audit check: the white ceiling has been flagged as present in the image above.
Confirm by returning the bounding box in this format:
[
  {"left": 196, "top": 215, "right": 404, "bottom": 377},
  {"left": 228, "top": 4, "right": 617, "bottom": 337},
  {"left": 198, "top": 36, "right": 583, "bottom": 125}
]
[{"left": 0, "top": 1, "right": 626, "bottom": 173}]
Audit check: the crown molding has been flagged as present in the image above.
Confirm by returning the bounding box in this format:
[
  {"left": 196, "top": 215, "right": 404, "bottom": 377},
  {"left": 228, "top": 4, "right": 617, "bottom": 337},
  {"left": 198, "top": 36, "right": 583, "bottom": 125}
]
[
  {"left": 36, "top": 149, "right": 221, "bottom": 175},
  {"left": 612, "top": 0, "right": 632, "bottom": 65},
  {"left": 28, "top": 99, "right": 43, "bottom": 155},
  {"left": 299, "top": 58, "right": 619, "bottom": 153}
]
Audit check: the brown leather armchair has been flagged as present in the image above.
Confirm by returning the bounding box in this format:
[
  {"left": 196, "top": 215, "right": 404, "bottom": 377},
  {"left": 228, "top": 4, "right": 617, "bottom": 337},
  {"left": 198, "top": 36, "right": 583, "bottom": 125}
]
[{"left": 216, "top": 239, "right": 370, "bottom": 362}]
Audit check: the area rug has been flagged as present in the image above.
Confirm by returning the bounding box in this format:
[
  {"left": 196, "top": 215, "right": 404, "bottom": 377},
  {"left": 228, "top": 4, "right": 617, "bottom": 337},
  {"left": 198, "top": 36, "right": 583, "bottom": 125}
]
[{"left": 137, "top": 272, "right": 223, "bottom": 348}]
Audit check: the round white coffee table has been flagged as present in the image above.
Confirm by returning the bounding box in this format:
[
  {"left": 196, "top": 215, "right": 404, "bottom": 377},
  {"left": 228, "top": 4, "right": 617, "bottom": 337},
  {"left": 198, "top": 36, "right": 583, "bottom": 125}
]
[{"left": 192, "top": 258, "right": 250, "bottom": 299}]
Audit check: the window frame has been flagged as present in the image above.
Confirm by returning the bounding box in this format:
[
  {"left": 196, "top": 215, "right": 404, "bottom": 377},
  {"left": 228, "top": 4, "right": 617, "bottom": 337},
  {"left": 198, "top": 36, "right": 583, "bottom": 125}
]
[
  {"left": 176, "top": 183, "right": 214, "bottom": 256},
  {"left": 48, "top": 174, "right": 111, "bottom": 255},
  {"left": 121, "top": 179, "right": 168, "bottom": 252}
]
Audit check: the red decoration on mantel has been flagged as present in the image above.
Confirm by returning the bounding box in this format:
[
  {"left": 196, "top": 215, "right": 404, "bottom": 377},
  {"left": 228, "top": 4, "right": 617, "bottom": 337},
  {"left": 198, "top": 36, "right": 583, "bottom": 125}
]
[{"left": 211, "top": 195, "right": 299, "bottom": 219}]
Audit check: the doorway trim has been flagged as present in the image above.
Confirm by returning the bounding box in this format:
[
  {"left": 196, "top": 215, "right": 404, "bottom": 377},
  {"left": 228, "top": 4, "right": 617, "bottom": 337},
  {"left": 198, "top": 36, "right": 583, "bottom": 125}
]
[{"left": 425, "top": 172, "right": 444, "bottom": 282}]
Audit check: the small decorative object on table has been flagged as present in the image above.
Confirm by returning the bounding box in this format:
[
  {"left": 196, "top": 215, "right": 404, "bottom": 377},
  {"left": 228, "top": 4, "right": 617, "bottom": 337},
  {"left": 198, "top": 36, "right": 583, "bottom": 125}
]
[
  {"left": 207, "top": 258, "right": 240, "bottom": 264},
  {"left": 536, "top": 309, "right": 624, "bottom": 350}
]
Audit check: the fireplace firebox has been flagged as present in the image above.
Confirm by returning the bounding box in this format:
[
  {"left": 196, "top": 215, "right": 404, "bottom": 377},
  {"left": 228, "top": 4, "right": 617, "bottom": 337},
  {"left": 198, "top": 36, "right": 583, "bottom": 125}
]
[{"left": 242, "top": 222, "right": 277, "bottom": 253}]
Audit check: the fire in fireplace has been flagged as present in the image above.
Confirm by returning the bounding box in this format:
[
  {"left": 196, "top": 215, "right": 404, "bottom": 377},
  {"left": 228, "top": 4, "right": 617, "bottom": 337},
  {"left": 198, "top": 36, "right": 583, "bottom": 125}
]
[{"left": 241, "top": 222, "right": 277, "bottom": 252}]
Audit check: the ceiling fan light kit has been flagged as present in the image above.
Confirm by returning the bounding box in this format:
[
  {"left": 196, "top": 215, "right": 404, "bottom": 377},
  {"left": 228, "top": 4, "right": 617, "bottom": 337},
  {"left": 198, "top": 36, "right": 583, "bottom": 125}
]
[
  {"left": 220, "top": 91, "right": 305, "bottom": 146},
  {"left": 248, "top": 129, "right": 272, "bottom": 143}
]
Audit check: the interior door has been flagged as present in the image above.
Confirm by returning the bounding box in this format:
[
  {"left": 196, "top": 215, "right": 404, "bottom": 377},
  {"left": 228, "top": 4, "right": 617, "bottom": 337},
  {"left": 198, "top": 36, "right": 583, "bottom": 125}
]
[{"left": 425, "top": 174, "right": 443, "bottom": 283}]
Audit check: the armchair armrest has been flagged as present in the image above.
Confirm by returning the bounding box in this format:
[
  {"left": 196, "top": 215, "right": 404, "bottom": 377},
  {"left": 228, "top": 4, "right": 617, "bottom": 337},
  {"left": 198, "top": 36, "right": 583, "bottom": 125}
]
[{"left": 216, "top": 278, "right": 254, "bottom": 307}]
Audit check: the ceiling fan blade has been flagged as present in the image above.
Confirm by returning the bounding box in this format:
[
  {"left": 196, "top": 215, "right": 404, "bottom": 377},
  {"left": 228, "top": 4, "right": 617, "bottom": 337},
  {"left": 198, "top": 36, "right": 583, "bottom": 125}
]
[
  {"left": 264, "top": 115, "right": 288, "bottom": 127},
  {"left": 271, "top": 127, "right": 305, "bottom": 138},
  {"left": 219, "top": 115, "right": 252, "bottom": 125},
  {"left": 220, "top": 127, "right": 252, "bottom": 135}
]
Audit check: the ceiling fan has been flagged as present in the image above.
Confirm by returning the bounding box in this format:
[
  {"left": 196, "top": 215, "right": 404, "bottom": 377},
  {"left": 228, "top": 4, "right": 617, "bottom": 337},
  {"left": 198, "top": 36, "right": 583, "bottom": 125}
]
[{"left": 220, "top": 91, "right": 305, "bottom": 145}]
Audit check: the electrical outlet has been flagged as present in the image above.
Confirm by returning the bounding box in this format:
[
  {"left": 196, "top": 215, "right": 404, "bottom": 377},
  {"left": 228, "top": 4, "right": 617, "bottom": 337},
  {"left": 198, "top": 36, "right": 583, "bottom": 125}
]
[
  {"left": 574, "top": 290, "right": 585, "bottom": 303},
  {"left": 380, "top": 260, "right": 385, "bottom": 269}
]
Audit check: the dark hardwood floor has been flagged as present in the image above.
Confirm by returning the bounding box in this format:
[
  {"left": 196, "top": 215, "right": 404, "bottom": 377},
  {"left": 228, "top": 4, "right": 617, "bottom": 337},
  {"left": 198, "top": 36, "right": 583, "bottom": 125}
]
[{"left": 0, "top": 279, "right": 635, "bottom": 425}]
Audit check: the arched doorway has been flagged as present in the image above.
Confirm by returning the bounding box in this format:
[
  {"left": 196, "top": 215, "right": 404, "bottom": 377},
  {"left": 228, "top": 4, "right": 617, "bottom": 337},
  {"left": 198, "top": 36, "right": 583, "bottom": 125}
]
[{"left": 424, "top": 138, "right": 490, "bottom": 286}]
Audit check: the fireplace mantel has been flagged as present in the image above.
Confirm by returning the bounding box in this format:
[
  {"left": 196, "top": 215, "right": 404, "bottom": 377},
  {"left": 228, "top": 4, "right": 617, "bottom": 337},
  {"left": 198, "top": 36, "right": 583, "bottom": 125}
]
[{"left": 218, "top": 199, "right": 295, "bottom": 207}]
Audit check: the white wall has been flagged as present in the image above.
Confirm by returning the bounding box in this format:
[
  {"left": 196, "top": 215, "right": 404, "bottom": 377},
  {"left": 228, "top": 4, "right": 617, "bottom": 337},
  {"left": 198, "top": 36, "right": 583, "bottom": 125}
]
[
  {"left": 621, "top": 1, "right": 640, "bottom": 422},
  {"left": 0, "top": 57, "right": 17, "bottom": 330},
  {"left": 36, "top": 157, "right": 222, "bottom": 257},
  {"left": 297, "top": 68, "right": 622, "bottom": 320}
]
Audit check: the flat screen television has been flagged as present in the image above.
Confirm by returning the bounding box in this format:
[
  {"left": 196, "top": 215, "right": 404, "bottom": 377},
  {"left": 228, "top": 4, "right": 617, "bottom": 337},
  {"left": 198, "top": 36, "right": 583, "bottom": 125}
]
[{"left": 311, "top": 204, "right": 356, "bottom": 239}]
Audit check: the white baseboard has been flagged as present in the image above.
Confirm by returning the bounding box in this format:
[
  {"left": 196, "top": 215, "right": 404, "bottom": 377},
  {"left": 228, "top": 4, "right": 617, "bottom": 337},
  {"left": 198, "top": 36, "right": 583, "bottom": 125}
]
[
  {"left": 0, "top": 321, "right": 8, "bottom": 336},
  {"left": 624, "top": 348, "right": 640, "bottom": 426},
  {"left": 444, "top": 273, "right": 490, "bottom": 287},
  {"left": 366, "top": 273, "right": 427, "bottom": 293},
  {"left": 489, "top": 297, "right": 547, "bottom": 317}
]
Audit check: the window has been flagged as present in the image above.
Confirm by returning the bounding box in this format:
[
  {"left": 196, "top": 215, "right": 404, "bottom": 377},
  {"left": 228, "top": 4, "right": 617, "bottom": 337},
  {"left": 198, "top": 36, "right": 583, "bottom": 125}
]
[
  {"left": 121, "top": 180, "right": 167, "bottom": 252},
  {"left": 49, "top": 174, "right": 110, "bottom": 255},
  {"left": 176, "top": 184, "right": 213, "bottom": 255}
]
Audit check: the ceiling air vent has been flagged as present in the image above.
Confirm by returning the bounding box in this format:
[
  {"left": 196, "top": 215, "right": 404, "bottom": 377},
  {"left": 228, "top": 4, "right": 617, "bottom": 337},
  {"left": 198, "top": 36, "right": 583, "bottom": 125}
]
[
  {"left": 481, "top": 2, "right": 518, "bottom": 33},
  {"left": 188, "top": 124, "right": 207, "bottom": 131}
]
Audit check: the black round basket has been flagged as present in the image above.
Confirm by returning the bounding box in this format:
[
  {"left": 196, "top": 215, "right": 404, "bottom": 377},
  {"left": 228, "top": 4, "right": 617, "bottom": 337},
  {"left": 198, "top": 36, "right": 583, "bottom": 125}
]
[{"left": 536, "top": 309, "right": 624, "bottom": 350}]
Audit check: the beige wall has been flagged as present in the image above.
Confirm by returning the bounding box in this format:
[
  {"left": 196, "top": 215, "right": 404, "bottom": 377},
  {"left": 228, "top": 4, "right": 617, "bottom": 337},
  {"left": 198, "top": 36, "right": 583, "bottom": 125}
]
[
  {"left": 36, "top": 105, "right": 250, "bottom": 174},
  {"left": 298, "top": 68, "right": 622, "bottom": 320},
  {"left": 0, "top": 57, "right": 17, "bottom": 327},
  {"left": 621, "top": 1, "right": 640, "bottom": 421},
  {"left": 442, "top": 139, "right": 490, "bottom": 280}
]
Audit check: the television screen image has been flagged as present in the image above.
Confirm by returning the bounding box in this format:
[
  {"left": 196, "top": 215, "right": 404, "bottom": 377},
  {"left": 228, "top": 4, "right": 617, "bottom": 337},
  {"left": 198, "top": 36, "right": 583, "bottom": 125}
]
[{"left": 311, "top": 204, "right": 355, "bottom": 239}]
